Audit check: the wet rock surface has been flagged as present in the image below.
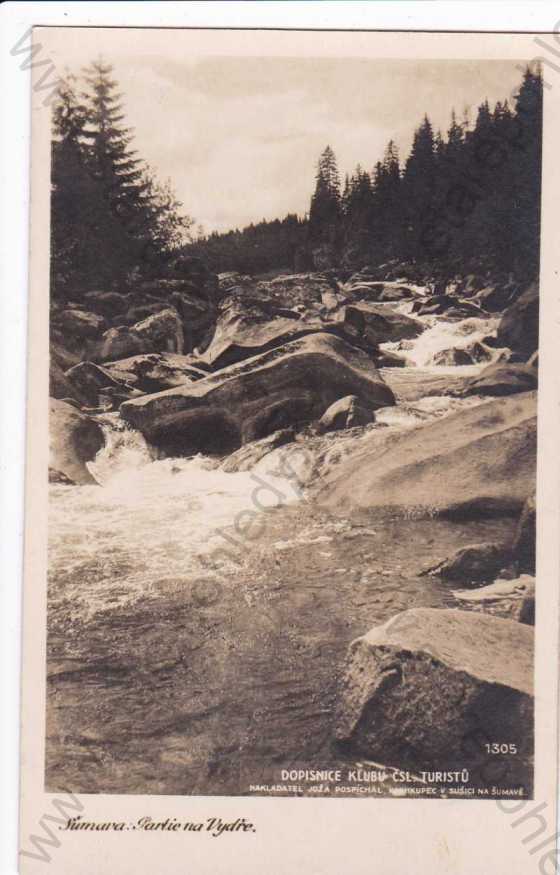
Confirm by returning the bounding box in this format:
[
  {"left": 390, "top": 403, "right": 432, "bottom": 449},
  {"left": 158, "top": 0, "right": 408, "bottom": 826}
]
[
  {"left": 423, "top": 542, "right": 512, "bottom": 583},
  {"left": 49, "top": 399, "right": 105, "bottom": 485},
  {"left": 335, "top": 608, "right": 533, "bottom": 788},
  {"left": 461, "top": 362, "right": 538, "bottom": 397},
  {"left": 120, "top": 332, "right": 395, "bottom": 454},
  {"left": 497, "top": 282, "right": 539, "bottom": 360},
  {"left": 316, "top": 392, "right": 537, "bottom": 519}
]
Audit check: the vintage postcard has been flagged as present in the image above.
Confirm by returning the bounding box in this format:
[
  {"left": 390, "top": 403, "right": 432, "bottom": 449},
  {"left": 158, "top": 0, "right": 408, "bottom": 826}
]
[{"left": 19, "top": 22, "right": 559, "bottom": 875}]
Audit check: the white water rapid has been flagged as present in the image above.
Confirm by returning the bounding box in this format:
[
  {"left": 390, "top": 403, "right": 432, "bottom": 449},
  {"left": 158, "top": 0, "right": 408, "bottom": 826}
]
[{"left": 48, "top": 312, "right": 499, "bottom": 620}]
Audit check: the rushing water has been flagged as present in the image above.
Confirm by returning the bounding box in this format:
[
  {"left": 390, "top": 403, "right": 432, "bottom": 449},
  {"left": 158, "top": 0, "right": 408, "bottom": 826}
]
[
  {"left": 47, "top": 312, "right": 515, "bottom": 795},
  {"left": 394, "top": 312, "right": 502, "bottom": 368}
]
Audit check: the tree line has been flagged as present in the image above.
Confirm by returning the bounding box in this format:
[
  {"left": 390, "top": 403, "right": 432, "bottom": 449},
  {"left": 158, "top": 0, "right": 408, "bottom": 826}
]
[
  {"left": 189, "top": 67, "right": 542, "bottom": 283},
  {"left": 51, "top": 64, "right": 542, "bottom": 297},
  {"left": 51, "top": 59, "right": 193, "bottom": 301}
]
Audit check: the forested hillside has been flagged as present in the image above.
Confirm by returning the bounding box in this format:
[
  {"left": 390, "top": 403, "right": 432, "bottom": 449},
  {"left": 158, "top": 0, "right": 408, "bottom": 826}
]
[{"left": 187, "top": 67, "right": 542, "bottom": 284}]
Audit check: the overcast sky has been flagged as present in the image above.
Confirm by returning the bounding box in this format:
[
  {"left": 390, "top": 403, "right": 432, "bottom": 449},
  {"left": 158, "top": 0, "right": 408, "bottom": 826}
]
[{"left": 58, "top": 52, "right": 525, "bottom": 234}]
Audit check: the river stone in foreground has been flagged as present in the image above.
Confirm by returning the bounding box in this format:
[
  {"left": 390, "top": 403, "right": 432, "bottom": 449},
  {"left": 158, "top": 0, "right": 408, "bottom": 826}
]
[
  {"left": 120, "top": 332, "right": 395, "bottom": 455},
  {"left": 335, "top": 608, "right": 533, "bottom": 779}
]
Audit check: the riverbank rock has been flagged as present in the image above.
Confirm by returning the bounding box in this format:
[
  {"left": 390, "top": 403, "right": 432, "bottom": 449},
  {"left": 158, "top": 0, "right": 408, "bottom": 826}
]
[
  {"left": 49, "top": 399, "right": 104, "bottom": 485},
  {"left": 201, "top": 295, "right": 313, "bottom": 370},
  {"left": 120, "top": 332, "right": 395, "bottom": 456},
  {"left": 316, "top": 392, "right": 537, "bottom": 519},
  {"left": 50, "top": 356, "right": 89, "bottom": 406},
  {"left": 56, "top": 309, "right": 106, "bottom": 339},
  {"left": 65, "top": 361, "right": 136, "bottom": 406},
  {"left": 335, "top": 608, "right": 533, "bottom": 774},
  {"left": 496, "top": 282, "right": 539, "bottom": 360},
  {"left": 318, "top": 395, "right": 374, "bottom": 433},
  {"left": 461, "top": 363, "right": 537, "bottom": 397},
  {"left": 201, "top": 293, "right": 424, "bottom": 370},
  {"left": 97, "top": 308, "right": 184, "bottom": 361},
  {"left": 104, "top": 353, "right": 209, "bottom": 393},
  {"left": 424, "top": 542, "right": 512, "bottom": 583},
  {"left": 337, "top": 302, "right": 423, "bottom": 348}
]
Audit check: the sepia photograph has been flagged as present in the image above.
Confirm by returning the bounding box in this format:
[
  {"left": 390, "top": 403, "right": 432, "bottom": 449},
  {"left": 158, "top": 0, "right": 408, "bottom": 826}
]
[{"left": 42, "top": 38, "right": 543, "bottom": 803}]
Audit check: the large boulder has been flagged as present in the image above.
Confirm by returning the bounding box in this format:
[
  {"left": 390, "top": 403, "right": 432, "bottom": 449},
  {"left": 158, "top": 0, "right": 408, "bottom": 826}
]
[
  {"left": 199, "top": 279, "right": 424, "bottom": 370},
  {"left": 424, "top": 542, "right": 512, "bottom": 583},
  {"left": 56, "top": 309, "right": 106, "bottom": 339},
  {"left": 49, "top": 342, "right": 86, "bottom": 405},
  {"left": 317, "top": 392, "right": 537, "bottom": 519},
  {"left": 49, "top": 399, "right": 104, "bottom": 485},
  {"left": 104, "top": 353, "right": 209, "bottom": 393},
  {"left": 461, "top": 363, "right": 537, "bottom": 397},
  {"left": 335, "top": 608, "right": 533, "bottom": 778},
  {"left": 50, "top": 361, "right": 90, "bottom": 407},
  {"left": 496, "top": 282, "right": 539, "bottom": 360},
  {"left": 93, "top": 325, "right": 146, "bottom": 362},
  {"left": 200, "top": 295, "right": 312, "bottom": 370},
  {"left": 96, "top": 308, "right": 184, "bottom": 362},
  {"left": 128, "top": 282, "right": 216, "bottom": 351},
  {"left": 334, "top": 302, "right": 423, "bottom": 348},
  {"left": 318, "top": 395, "right": 374, "bottom": 433},
  {"left": 64, "top": 361, "right": 137, "bottom": 406},
  {"left": 120, "top": 332, "right": 395, "bottom": 456}
]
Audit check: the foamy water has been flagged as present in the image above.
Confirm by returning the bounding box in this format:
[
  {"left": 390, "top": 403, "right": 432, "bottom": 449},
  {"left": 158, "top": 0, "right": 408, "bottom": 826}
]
[
  {"left": 49, "top": 420, "right": 305, "bottom": 619},
  {"left": 48, "top": 312, "right": 499, "bottom": 620},
  {"left": 383, "top": 312, "right": 503, "bottom": 368}
]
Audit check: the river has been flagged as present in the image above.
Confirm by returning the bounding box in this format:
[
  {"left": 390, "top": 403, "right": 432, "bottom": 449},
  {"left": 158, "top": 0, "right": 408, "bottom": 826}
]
[{"left": 46, "top": 310, "right": 515, "bottom": 795}]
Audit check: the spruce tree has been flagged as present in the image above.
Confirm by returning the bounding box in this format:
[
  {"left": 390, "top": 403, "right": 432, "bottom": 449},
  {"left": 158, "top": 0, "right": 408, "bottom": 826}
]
[
  {"left": 402, "top": 116, "right": 436, "bottom": 259},
  {"left": 308, "top": 145, "right": 341, "bottom": 246}
]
